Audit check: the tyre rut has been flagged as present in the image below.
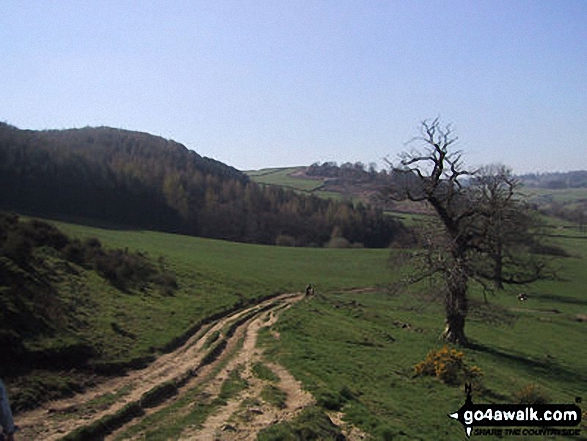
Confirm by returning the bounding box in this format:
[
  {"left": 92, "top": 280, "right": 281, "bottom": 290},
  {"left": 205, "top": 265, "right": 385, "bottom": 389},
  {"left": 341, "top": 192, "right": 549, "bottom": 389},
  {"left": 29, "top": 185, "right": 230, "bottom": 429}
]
[{"left": 16, "top": 292, "right": 302, "bottom": 440}]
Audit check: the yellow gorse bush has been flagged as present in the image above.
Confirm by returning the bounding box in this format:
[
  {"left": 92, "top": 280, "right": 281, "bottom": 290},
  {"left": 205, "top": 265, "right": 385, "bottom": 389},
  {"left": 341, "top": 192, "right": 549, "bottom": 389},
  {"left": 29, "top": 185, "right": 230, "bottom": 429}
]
[{"left": 414, "top": 346, "right": 482, "bottom": 385}]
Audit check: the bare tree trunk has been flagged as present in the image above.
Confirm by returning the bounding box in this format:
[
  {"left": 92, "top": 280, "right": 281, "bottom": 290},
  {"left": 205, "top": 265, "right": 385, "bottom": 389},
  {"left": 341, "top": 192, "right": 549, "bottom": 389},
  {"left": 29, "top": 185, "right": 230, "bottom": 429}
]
[
  {"left": 493, "top": 243, "right": 504, "bottom": 290},
  {"left": 443, "top": 312, "right": 468, "bottom": 345},
  {"left": 442, "top": 261, "right": 469, "bottom": 346}
]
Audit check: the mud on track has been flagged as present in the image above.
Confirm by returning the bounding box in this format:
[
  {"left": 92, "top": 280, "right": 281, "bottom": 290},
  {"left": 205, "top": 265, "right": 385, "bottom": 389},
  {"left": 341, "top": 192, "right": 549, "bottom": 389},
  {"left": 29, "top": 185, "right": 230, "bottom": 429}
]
[{"left": 16, "top": 291, "right": 366, "bottom": 440}]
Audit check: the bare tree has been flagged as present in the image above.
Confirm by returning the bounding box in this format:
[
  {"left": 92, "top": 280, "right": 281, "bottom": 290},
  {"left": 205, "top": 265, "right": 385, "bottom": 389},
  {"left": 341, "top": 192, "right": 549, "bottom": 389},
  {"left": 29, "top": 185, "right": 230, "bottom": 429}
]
[
  {"left": 387, "top": 118, "right": 476, "bottom": 345},
  {"left": 470, "top": 164, "right": 517, "bottom": 290},
  {"left": 387, "top": 119, "right": 556, "bottom": 346},
  {"left": 470, "top": 165, "right": 551, "bottom": 290}
]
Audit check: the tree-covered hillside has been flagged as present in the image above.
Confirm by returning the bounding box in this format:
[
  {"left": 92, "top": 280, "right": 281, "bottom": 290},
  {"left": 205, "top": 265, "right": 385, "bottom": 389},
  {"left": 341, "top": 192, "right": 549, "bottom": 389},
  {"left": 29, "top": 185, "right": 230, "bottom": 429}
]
[{"left": 0, "top": 123, "right": 407, "bottom": 247}]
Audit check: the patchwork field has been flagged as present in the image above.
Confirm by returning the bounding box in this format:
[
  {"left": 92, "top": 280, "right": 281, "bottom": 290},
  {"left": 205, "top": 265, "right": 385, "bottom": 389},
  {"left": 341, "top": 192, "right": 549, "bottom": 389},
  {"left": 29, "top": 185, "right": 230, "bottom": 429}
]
[{"left": 247, "top": 167, "right": 323, "bottom": 192}]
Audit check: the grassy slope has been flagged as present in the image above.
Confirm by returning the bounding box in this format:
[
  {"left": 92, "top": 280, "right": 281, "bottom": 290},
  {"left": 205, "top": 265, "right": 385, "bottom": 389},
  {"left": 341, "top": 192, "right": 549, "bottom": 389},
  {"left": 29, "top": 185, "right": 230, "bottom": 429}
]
[
  {"left": 43, "top": 218, "right": 395, "bottom": 366},
  {"left": 8, "top": 216, "right": 395, "bottom": 411},
  {"left": 247, "top": 167, "right": 324, "bottom": 192},
  {"left": 258, "top": 231, "right": 587, "bottom": 440},
  {"left": 16, "top": 218, "right": 587, "bottom": 440},
  {"left": 523, "top": 187, "right": 587, "bottom": 204},
  {"left": 52, "top": 220, "right": 394, "bottom": 292}
]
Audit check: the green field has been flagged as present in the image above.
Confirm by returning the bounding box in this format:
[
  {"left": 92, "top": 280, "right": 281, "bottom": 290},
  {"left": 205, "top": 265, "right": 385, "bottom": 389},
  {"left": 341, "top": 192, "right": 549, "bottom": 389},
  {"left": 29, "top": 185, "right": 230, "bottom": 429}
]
[
  {"left": 39, "top": 218, "right": 396, "bottom": 367},
  {"left": 256, "top": 230, "right": 587, "bottom": 440},
  {"left": 523, "top": 187, "right": 587, "bottom": 205},
  {"left": 15, "top": 218, "right": 587, "bottom": 439},
  {"left": 247, "top": 167, "right": 325, "bottom": 192},
  {"left": 51, "top": 219, "right": 395, "bottom": 292}
]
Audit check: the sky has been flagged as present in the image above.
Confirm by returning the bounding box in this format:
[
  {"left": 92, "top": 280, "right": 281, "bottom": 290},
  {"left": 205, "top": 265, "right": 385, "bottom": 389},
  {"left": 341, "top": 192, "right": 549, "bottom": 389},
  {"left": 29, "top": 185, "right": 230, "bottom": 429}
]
[{"left": 1, "top": 0, "right": 586, "bottom": 173}]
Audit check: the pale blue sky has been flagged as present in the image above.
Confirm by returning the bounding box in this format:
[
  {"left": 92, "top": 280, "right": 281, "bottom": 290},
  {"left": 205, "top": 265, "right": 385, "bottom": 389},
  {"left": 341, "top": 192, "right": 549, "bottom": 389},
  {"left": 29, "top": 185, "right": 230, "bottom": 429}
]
[{"left": 1, "top": 0, "right": 586, "bottom": 173}]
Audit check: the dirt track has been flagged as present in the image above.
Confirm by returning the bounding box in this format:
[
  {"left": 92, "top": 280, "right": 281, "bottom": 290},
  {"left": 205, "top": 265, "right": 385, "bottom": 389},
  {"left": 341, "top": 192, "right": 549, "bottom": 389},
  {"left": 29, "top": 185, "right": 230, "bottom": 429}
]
[{"left": 16, "top": 292, "right": 365, "bottom": 440}]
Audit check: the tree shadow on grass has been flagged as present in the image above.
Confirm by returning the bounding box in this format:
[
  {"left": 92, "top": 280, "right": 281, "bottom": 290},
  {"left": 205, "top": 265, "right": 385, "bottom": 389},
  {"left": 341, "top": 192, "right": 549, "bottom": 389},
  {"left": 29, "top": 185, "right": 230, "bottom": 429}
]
[
  {"left": 535, "top": 293, "right": 587, "bottom": 307},
  {"left": 469, "top": 342, "right": 586, "bottom": 387}
]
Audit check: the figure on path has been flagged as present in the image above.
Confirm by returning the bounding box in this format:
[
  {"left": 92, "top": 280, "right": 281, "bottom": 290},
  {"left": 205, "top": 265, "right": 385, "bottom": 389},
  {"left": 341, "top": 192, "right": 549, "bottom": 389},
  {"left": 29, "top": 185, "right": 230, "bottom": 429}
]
[{"left": 0, "top": 379, "right": 16, "bottom": 441}]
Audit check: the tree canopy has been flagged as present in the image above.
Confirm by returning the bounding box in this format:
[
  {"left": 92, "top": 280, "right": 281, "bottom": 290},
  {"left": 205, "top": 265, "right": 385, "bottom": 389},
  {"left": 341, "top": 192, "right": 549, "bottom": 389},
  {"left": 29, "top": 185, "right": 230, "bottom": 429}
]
[{"left": 0, "top": 123, "right": 408, "bottom": 248}]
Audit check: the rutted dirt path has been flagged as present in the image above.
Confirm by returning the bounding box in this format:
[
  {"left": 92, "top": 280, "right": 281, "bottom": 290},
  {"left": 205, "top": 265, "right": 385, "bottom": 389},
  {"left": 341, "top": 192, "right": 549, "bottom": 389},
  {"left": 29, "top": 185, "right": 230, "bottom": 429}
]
[
  {"left": 175, "top": 305, "right": 314, "bottom": 441},
  {"left": 17, "top": 292, "right": 364, "bottom": 440}
]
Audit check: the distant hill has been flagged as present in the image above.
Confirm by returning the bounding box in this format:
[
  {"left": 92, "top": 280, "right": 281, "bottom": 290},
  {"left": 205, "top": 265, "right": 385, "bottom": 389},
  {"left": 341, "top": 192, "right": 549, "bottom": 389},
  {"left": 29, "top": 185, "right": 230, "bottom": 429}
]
[
  {"left": 249, "top": 164, "right": 587, "bottom": 223},
  {"left": 518, "top": 170, "right": 587, "bottom": 189},
  {"left": 248, "top": 163, "right": 431, "bottom": 215},
  {"left": 0, "top": 124, "right": 407, "bottom": 247}
]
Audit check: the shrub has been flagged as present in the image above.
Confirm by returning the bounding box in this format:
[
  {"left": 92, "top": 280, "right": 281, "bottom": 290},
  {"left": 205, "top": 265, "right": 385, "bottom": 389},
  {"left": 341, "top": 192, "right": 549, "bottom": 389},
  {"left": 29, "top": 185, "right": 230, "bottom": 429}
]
[
  {"left": 513, "top": 384, "right": 549, "bottom": 405},
  {"left": 414, "top": 346, "right": 482, "bottom": 386},
  {"left": 1, "top": 232, "right": 32, "bottom": 266},
  {"left": 276, "top": 234, "right": 296, "bottom": 247},
  {"left": 22, "top": 219, "right": 70, "bottom": 250},
  {"left": 327, "top": 237, "right": 350, "bottom": 248},
  {"left": 63, "top": 239, "right": 86, "bottom": 265}
]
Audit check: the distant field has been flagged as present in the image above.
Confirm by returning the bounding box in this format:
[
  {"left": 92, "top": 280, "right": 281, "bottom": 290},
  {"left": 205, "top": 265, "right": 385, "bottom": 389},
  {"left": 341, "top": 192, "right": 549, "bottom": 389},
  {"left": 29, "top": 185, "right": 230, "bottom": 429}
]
[
  {"left": 244, "top": 167, "right": 290, "bottom": 177},
  {"left": 522, "top": 187, "right": 587, "bottom": 201},
  {"left": 52, "top": 219, "right": 395, "bottom": 294},
  {"left": 523, "top": 187, "right": 587, "bottom": 210},
  {"left": 247, "top": 168, "right": 371, "bottom": 207},
  {"left": 385, "top": 211, "right": 432, "bottom": 227},
  {"left": 247, "top": 167, "right": 325, "bottom": 192}
]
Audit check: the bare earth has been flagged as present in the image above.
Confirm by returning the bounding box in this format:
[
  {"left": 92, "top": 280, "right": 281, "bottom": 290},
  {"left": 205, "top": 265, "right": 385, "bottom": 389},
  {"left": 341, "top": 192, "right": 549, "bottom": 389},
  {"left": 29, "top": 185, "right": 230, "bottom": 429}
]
[{"left": 16, "top": 292, "right": 365, "bottom": 440}]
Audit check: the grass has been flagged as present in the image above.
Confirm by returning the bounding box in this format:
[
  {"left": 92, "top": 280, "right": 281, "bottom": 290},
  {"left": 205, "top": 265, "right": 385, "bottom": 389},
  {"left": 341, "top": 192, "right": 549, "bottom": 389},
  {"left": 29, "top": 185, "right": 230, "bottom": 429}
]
[
  {"left": 523, "top": 187, "right": 587, "bottom": 205},
  {"left": 252, "top": 362, "right": 280, "bottom": 383},
  {"left": 259, "top": 291, "right": 586, "bottom": 439},
  {"left": 203, "top": 330, "right": 221, "bottom": 349},
  {"left": 8, "top": 216, "right": 396, "bottom": 410},
  {"left": 257, "top": 232, "right": 587, "bottom": 440},
  {"left": 385, "top": 210, "right": 433, "bottom": 227},
  {"left": 9, "top": 215, "right": 391, "bottom": 410},
  {"left": 261, "top": 384, "right": 288, "bottom": 409},
  {"left": 14, "top": 216, "right": 392, "bottom": 433},
  {"left": 257, "top": 406, "right": 345, "bottom": 441},
  {"left": 50, "top": 219, "right": 395, "bottom": 293},
  {"left": 247, "top": 167, "right": 324, "bottom": 192},
  {"left": 13, "top": 216, "right": 587, "bottom": 440},
  {"left": 247, "top": 168, "right": 366, "bottom": 205},
  {"left": 216, "top": 364, "right": 249, "bottom": 404}
]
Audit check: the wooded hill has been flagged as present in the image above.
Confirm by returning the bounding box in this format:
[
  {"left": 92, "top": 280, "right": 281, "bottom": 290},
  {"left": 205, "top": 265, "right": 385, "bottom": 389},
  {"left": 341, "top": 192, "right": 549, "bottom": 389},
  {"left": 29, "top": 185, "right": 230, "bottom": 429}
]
[{"left": 0, "top": 123, "right": 407, "bottom": 248}]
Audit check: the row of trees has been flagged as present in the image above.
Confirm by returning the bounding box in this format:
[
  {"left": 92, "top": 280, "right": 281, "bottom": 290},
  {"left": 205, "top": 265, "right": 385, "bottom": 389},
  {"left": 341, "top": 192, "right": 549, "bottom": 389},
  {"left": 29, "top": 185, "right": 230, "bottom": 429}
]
[
  {"left": 388, "top": 119, "right": 559, "bottom": 345},
  {"left": 519, "top": 170, "right": 587, "bottom": 188},
  {"left": 0, "top": 123, "right": 407, "bottom": 247},
  {"left": 307, "top": 161, "right": 383, "bottom": 180},
  {"left": 536, "top": 201, "right": 587, "bottom": 232}
]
